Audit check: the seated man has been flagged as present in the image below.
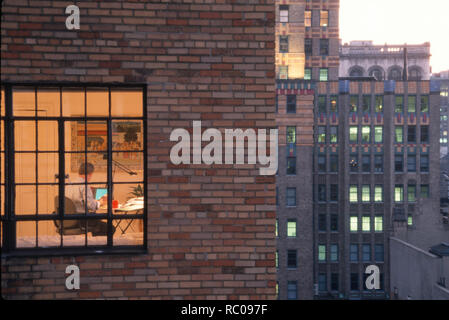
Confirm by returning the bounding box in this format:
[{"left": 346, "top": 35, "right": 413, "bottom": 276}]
[{"left": 66, "top": 162, "right": 115, "bottom": 236}]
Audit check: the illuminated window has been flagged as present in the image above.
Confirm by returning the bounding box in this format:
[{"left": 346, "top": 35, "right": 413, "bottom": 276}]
[
  {"left": 350, "top": 95, "right": 358, "bottom": 112},
  {"left": 304, "top": 68, "right": 312, "bottom": 80},
  {"left": 304, "top": 10, "right": 312, "bottom": 27},
  {"left": 319, "top": 68, "right": 328, "bottom": 82},
  {"left": 407, "top": 215, "right": 413, "bottom": 226},
  {"left": 279, "top": 66, "right": 288, "bottom": 80},
  {"left": 362, "top": 185, "right": 370, "bottom": 202},
  {"left": 395, "top": 96, "right": 404, "bottom": 113},
  {"left": 420, "top": 95, "right": 428, "bottom": 112},
  {"left": 395, "top": 126, "right": 403, "bottom": 143},
  {"left": 350, "top": 154, "right": 358, "bottom": 172},
  {"left": 275, "top": 219, "right": 278, "bottom": 237},
  {"left": 286, "top": 126, "right": 296, "bottom": 143},
  {"left": 374, "top": 185, "right": 383, "bottom": 202},
  {"left": 374, "top": 126, "right": 383, "bottom": 143},
  {"left": 349, "top": 185, "right": 358, "bottom": 203},
  {"left": 362, "top": 216, "right": 371, "bottom": 232},
  {"left": 395, "top": 185, "right": 404, "bottom": 202},
  {"left": 318, "top": 126, "right": 326, "bottom": 143},
  {"left": 374, "top": 216, "right": 383, "bottom": 232},
  {"left": 408, "top": 96, "right": 416, "bottom": 113},
  {"left": 330, "top": 96, "right": 338, "bottom": 113},
  {"left": 330, "top": 126, "right": 338, "bottom": 143},
  {"left": 375, "top": 96, "right": 383, "bottom": 113},
  {"left": 279, "top": 5, "right": 289, "bottom": 23},
  {"left": 318, "top": 245, "right": 326, "bottom": 261},
  {"left": 287, "top": 220, "right": 297, "bottom": 237},
  {"left": 349, "top": 126, "right": 358, "bottom": 143},
  {"left": 408, "top": 184, "right": 416, "bottom": 202},
  {"left": 320, "top": 10, "right": 329, "bottom": 27},
  {"left": 350, "top": 216, "right": 358, "bottom": 232},
  {"left": 361, "top": 126, "right": 370, "bottom": 143}
]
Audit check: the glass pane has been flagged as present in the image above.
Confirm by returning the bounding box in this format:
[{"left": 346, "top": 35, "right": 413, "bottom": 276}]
[
  {"left": 64, "top": 121, "right": 107, "bottom": 152},
  {"left": 62, "top": 88, "right": 85, "bottom": 117},
  {"left": 38, "top": 121, "right": 58, "bottom": 151},
  {"left": 86, "top": 121, "right": 108, "bottom": 152},
  {"left": 13, "top": 87, "right": 35, "bottom": 117},
  {"left": 38, "top": 185, "right": 58, "bottom": 214},
  {"left": 87, "top": 219, "right": 108, "bottom": 246},
  {"left": 14, "top": 121, "right": 36, "bottom": 151},
  {"left": 87, "top": 153, "right": 108, "bottom": 183},
  {"left": 113, "top": 183, "right": 144, "bottom": 208},
  {"left": 15, "top": 185, "right": 36, "bottom": 214},
  {"left": 112, "top": 152, "right": 143, "bottom": 182},
  {"left": 1, "top": 152, "right": 5, "bottom": 184},
  {"left": 1, "top": 87, "right": 4, "bottom": 116},
  {"left": 15, "top": 153, "right": 36, "bottom": 183},
  {"left": 65, "top": 152, "right": 85, "bottom": 183},
  {"left": 112, "top": 120, "right": 143, "bottom": 151},
  {"left": 87, "top": 88, "right": 108, "bottom": 117},
  {"left": 37, "top": 88, "right": 60, "bottom": 117},
  {"left": 37, "top": 220, "right": 60, "bottom": 247},
  {"left": 1, "top": 185, "right": 5, "bottom": 216},
  {"left": 64, "top": 183, "right": 108, "bottom": 214},
  {"left": 16, "top": 221, "right": 36, "bottom": 248},
  {"left": 37, "top": 153, "right": 58, "bottom": 183},
  {"left": 111, "top": 89, "right": 143, "bottom": 117},
  {"left": 1, "top": 120, "right": 4, "bottom": 151},
  {"left": 62, "top": 221, "right": 86, "bottom": 247},
  {"left": 113, "top": 218, "right": 143, "bottom": 246}
]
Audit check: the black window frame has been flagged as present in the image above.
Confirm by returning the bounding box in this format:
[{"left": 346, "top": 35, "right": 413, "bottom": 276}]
[{"left": 0, "top": 83, "right": 148, "bottom": 256}]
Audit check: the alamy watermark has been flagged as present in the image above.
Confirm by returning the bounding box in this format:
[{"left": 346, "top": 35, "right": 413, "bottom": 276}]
[{"left": 169, "top": 121, "right": 278, "bottom": 175}]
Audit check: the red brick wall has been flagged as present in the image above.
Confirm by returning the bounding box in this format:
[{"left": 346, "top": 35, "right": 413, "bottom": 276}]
[{"left": 1, "top": 0, "right": 276, "bottom": 299}]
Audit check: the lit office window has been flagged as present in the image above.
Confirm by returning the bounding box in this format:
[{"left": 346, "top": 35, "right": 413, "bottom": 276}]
[
  {"left": 420, "top": 96, "right": 429, "bottom": 113},
  {"left": 395, "top": 96, "right": 404, "bottom": 113},
  {"left": 408, "top": 215, "right": 413, "bottom": 226},
  {"left": 318, "top": 126, "right": 326, "bottom": 143},
  {"left": 374, "top": 185, "right": 383, "bottom": 202},
  {"left": 279, "top": 36, "right": 289, "bottom": 53},
  {"left": 286, "top": 126, "right": 296, "bottom": 144},
  {"left": 320, "top": 10, "right": 329, "bottom": 27},
  {"left": 350, "top": 216, "right": 358, "bottom": 232},
  {"left": 304, "top": 68, "right": 312, "bottom": 80},
  {"left": 408, "top": 96, "right": 416, "bottom": 113},
  {"left": 286, "top": 187, "right": 296, "bottom": 206},
  {"left": 374, "top": 216, "right": 383, "bottom": 232},
  {"left": 318, "top": 245, "right": 326, "bottom": 261},
  {"left": 362, "top": 185, "right": 370, "bottom": 202},
  {"left": 362, "top": 244, "right": 371, "bottom": 262},
  {"left": 408, "top": 184, "right": 416, "bottom": 202},
  {"left": 349, "top": 185, "right": 358, "bottom": 202},
  {"left": 275, "top": 250, "right": 278, "bottom": 268},
  {"left": 375, "top": 244, "right": 384, "bottom": 262},
  {"left": 395, "top": 126, "right": 403, "bottom": 143},
  {"left": 275, "top": 219, "right": 278, "bottom": 237},
  {"left": 330, "top": 244, "right": 338, "bottom": 262},
  {"left": 350, "top": 244, "right": 358, "bottom": 262},
  {"left": 287, "top": 220, "right": 297, "bottom": 237},
  {"left": 279, "top": 5, "right": 289, "bottom": 23},
  {"left": 304, "top": 10, "right": 312, "bottom": 27},
  {"left": 374, "top": 126, "right": 383, "bottom": 143},
  {"left": 361, "top": 126, "right": 370, "bottom": 143},
  {"left": 350, "top": 95, "right": 358, "bottom": 112},
  {"left": 395, "top": 185, "right": 404, "bottom": 202},
  {"left": 421, "top": 155, "right": 429, "bottom": 172},
  {"left": 279, "top": 66, "right": 288, "bottom": 80},
  {"left": 330, "top": 96, "right": 338, "bottom": 113},
  {"left": 319, "top": 68, "right": 328, "bottom": 82},
  {"left": 362, "top": 216, "right": 371, "bottom": 232},
  {"left": 375, "top": 96, "right": 383, "bottom": 113},
  {"left": 349, "top": 126, "right": 358, "bottom": 143},
  {"left": 287, "top": 281, "right": 297, "bottom": 300}
]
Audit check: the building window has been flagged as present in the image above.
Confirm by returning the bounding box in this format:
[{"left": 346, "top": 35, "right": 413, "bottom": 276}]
[
  {"left": 279, "top": 66, "right": 288, "bottom": 80},
  {"left": 421, "top": 126, "right": 429, "bottom": 143},
  {"left": 286, "top": 187, "right": 296, "bottom": 206},
  {"left": 362, "top": 96, "right": 371, "bottom": 113},
  {"left": 350, "top": 154, "right": 358, "bottom": 172},
  {"left": 320, "top": 10, "right": 329, "bottom": 27},
  {"left": 374, "top": 216, "right": 383, "bottom": 232},
  {"left": 318, "top": 95, "right": 327, "bottom": 113},
  {"left": 420, "top": 96, "right": 429, "bottom": 113},
  {"left": 375, "top": 95, "right": 383, "bottom": 113},
  {"left": 350, "top": 244, "right": 358, "bottom": 262},
  {"left": 362, "top": 216, "right": 371, "bottom": 232},
  {"left": 319, "top": 69, "right": 328, "bottom": 82},
  {"left": 279, "top": 36, "right": 289, "bottom": 53},
  {"left": 349, "top": 126, "right": 358, "bottom": 143},
  {"left": 318, "top": 245, "right": 326, "bottom": 261},
  {"left": 374, "top": 155, "right": 383, "bottom": 173},
  {"left": 395, "top": 126, "right": 403, "bottom": 143},
  {"left": 287, "top": 281, "right": 297, "bottom": 300},
  {"left": 361, "top": 126, "right": 370, "bottom": 143},
  {"left": 330, "top": 244, "right": 338, "bottom": 262},
  {"left": 286, "top": 126, "right": 296, "bottom": 144},
  {"left": 375, "top": 244, "right": 384, "bottom": 262},
  {"left": 287, "top": 95, "right": 296, "bottom": 113},
  {"left": 318, "top": 155, "right": 326, "bottom": 172},
  {"left": 304, "top": 10, "right": 312, "bottom": 27},
  {"left": 408, "top": 96, "right": 416, "bottom": 113},
  {"left": 408, "top": 184, "right": 416, "bottom": 202},
  {"left": 275, "top": 218, "right": 278, "bottom": 236},
  {"left": 374, "top": 185, "right": 383, "bottom": 202},
  {"left": 0, "top": 85, "right": 146, "bottom": 253},
  {"left": 350, "top": 216, "right": 358, "bottom": 232},
  {"left": 330, "top": 96, "right": 338, "bottom": 113},
  {"left": 395, "top": 155, "right": 403, "bottom": 172},
  {"left": 408, "top": 126, "right": 416, "bottom": 143},
  {"left": 350, "top": 273, "right": 359, "bottom": 291},
  {"left": 350, "top": 67, "right": 363, "bottom": 77},
  {"left": 276, "top": 250, "right": 278, "bottom": 268},
  {"left": 420, "top": 184, "right": 429, "bottom": 198},
  {"left": 407, "top": 155, "right": 416, "bottom": 172},
  {"left": 374, "top": 126, "right": 383, "bottom": 143},
  {"left": 318, "top": 214, "right": 327, "bottom": 232},
  {"left": 330, "top": 214, "right": 338, "bottom": 231},
  {"left": 362, "top": 185, "right": 370, "bottom": 202},
  {"left": 371, "top": 69, "right": 384, "bottom": 81},
  {"left": 329, "top": 155, "right": 338, "bottom": 172},
  {"left": 304, "top": 68, "right": 312, "bottom": 80},
  {"left": 318, "top": 184, "right": 326, "bottom": 202},
  {"left": 389, "top": 68, "right": 402, "bottom": 81},
  {"left": 408, "top": 215, "right": 413, "bottom": 226},
  {"left": 350, "top": 95, "right": 358, "bottom": 112},
  {"left": 349, "top": 185, "right": 358, "bottom": 203},
  {"left": 395, "top": 185, "right": 404, "bottom": 202},
  {"left": 362, "top": 155, "right": 370, "bottom": 173},
  {"left": 320, "top": 39, "right": 329, "bottom": 56},
  {"left": 409, "top": 68, "right": 422, "bottom": 81},
  {"left": 305, "top": 38, "right": 313, "bottom": 56},
  {"left": 362, "top": 244, "right": 371, "bottom": 262},
  {"left": 287, "top": 219, "right": 297, "bottom": 237},
  {"left": 420, "top": 155, "right": 429, "bottom": 172},
  {"left": 318, "top": 126, "right": 326, "bottom": 143},
  {"left": 331, "top": 273, "right": 339, "bottom": 291},
  {"left": 395, "top": 96, "right": 404, "bottom": 113},
  {"left": 287, "top": 157, "right": 296, "bottom": 175},
  {"left": 330, "top": 184, "right": 338, "bottom": 202},
  {"left": 318, "top": 273, "right": 327, "bottom": 292},
  {"left": 279, "top": 5, "right": 289, "bottom": 23},
  {"left": 287, "top": 250, "right": 297, "bottom": 269}
]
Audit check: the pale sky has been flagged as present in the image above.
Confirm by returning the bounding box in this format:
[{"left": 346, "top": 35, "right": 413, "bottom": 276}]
[{"left": 340, "top": 0, "right": 449, "bottom": 73}]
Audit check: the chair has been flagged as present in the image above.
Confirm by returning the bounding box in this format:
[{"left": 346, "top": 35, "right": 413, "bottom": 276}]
[{"left": 53, "top": 196, "right": 86, "bottom": 235}]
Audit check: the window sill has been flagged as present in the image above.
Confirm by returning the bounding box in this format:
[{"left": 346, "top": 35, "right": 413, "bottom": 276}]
[{"left": 1, "top": 246, "right": 147, "bottom": 258}]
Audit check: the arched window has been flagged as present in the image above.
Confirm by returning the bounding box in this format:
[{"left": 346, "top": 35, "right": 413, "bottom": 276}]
[
  {"left": 388, "top": 67, "right": 402, "bottom": 81},
  {"left": 369, "top": 67, "right": 384, "bottom": 81},
  {"left": 349, "top": 67, "right": 364, "bottom": 77},
  {"left": 409, "top": 67, "right": 422, "bottom": 80}
]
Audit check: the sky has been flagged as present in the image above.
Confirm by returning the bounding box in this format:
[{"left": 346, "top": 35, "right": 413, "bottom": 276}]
[{"left": 340, "top": 0, "right": 449, "bottom": 73}]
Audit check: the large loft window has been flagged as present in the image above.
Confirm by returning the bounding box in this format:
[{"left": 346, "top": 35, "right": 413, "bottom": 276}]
[{"left": 0, "top": 84, "right": 146, "bottom": 254}]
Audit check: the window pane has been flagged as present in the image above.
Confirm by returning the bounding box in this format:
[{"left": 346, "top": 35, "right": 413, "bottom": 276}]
[
  {"left": 318, "top": 245, "right": 326, "bottom": 261},
  {"left": 60, "top": 220, "right": 87, "bottom": 247},
  {"left": 16, "top": 221, "right": 36, "bottom": 248},
  {"left": 87, "top": 88, "right": 109, "bottom": 117},
  {"left": 15, "top": 185, "right": 36, "bottom": 215},
  {"left": 362, "top": 96, "right": 371, "bottom": 113},
  {"left": 14, "top": 121, "right": 36, "bottom": 151},
  {"left": 395, "top": 185, "right": 403, "bottom": 202},
  {"left": 319, "top": 69, "right": 328, "bottom": 81},
  {"left": 350, "top": 216, "right": 358, "bottom": 232},
  {"left": 320, "top": 10, "right": 328, "bottom": 26},
  {"left": 15, "top": 153, "right": 36, "bottom": 183},
  {"left": 287, "top": 220, "right": 296, "bottom": 237},
  {"left": 350, "top": 96, "right": 358, "bottom": 112},
  {"left": 37, "top": 153, "right": 58, "bottom": 183},
  {"left": 286, "top": 126, "right": 296, "bottom": 144},
  {"left": 362, "top": 185, "right": 370, "bottom": 202},
  {"left": 374, "top": 186, "right": 383, "bottom": 202},
  {"left": 395, "top": 127, "right": 403, "bottom": 143},
  {"left": 408, "top": 96, "right": 416, "bottom": 113},
  {"left": 62, "top": 88, "right": 85, "bottom": 117},
  {"left": 37, "top": 185, "right": 58, "bottom": 215},
  {"left": 112, "top": 152, "right": 144, "bottom": 182},
  {"left": 13, "top": 87, "right": 35, "bottom": 117},
  {"left": 375, "top": 96, "right": 383, "bottom": 113},
  {"left": 113, "top": 218, "right": 144, "bottom": 245},
  {"left": 362, "top": 126, "right": 370, "bottom": 142},
  {"left": 37, "top": 220, "right": 60, "bottom": 248},
  {"left": 349, "top": 127, "right": 358, "bottom": 143},
  {"left": 38, "top": 121, "right": 58, "bottom": 151},
  {"left": 375, "top": 216, "right": 383, "bottom": 232},
  {"left": 420, "top": 96, "right": 429, "bottom": 113},
  {"left": 37, "top": 88, "right": 60, "bottom": 117},
  {"left": 111, "top": 89, "right": 143, "bottom": 117},
  {"left": 374, "top": 126, "right": 383, "bottom": 143},
  {"left": 408, "top": 185, "right": 416, "bottom": 202},
  {"left": 1, "top": 87, "right": 4, "bottom": 117},
  {"left": 362, "top": 216, "right": 371, "bottom": 231},
  {"left": 349, "top": 185, "right": 358, "bottom": 202},
  {"left": 395, "top": 96, "right": 404, "bottom": 113}
]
